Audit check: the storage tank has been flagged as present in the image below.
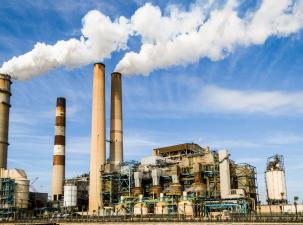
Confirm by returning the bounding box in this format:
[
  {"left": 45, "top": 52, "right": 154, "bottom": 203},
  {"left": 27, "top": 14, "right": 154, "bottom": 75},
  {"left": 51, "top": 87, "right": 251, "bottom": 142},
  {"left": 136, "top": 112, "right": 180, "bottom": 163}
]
[
  {"left": 155, "top": 193, "right": 168, "bottom": 215},
  {"left": 177, "top": 192, "right": 194, "bottom": 217},
  {"left": 265, "top": 155, "right": 287, "bottom": 204},
  {"left": 63, "top": 184, "right": 77, "bottom": 207},
  {"left": 133, "top": 194, "right": 148, "bottom": 216}
]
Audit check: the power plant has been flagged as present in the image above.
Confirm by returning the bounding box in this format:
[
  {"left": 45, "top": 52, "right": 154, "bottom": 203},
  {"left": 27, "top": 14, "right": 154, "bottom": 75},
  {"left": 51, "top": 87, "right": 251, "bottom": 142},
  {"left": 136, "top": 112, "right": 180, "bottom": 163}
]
[{"left": 0, "top": 65, "right": 302, "bottom": 222}]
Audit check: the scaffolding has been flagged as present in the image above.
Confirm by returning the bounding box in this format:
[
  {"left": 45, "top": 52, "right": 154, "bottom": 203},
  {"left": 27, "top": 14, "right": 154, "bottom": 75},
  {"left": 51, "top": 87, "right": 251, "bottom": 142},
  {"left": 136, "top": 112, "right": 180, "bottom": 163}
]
[
  {"left": 0, "top": 178, "right": 16, "bottom": 217},
  {"left": 101, "top": 161, "right": 137, "bottom": 207}
]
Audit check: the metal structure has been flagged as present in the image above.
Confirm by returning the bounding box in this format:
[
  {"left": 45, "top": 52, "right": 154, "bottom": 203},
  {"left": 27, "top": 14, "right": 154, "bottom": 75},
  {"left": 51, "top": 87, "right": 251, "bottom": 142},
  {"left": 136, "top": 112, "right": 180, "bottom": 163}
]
[
  {"left": 102, "top": 161, "right": 137, "bottom": 207},
  {"left": 265, "top": 154, "right": 287, "bottom": 205}
]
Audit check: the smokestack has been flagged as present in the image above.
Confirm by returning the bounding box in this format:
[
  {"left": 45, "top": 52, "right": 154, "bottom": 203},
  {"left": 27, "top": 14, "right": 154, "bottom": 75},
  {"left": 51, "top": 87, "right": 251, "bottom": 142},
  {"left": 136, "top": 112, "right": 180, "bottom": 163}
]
[
  {"left": 51, "top": 97, "right": 66, "bottom": 201},
  {"left": 0, "top": 74, "right": 11, "bottom": 169},
  {"left": 110, "top": 72, "right": 123, "bottom": 165},
  {"left": 89, "top": 63, "right": 106, "bottom": 212}
]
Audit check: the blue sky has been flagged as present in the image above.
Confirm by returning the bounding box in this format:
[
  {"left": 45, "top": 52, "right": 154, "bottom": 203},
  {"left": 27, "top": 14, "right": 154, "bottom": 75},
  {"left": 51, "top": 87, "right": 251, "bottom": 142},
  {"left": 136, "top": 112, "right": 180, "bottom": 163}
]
[{"left": 1, "top": 0, "right": 303, "bottom": 203}]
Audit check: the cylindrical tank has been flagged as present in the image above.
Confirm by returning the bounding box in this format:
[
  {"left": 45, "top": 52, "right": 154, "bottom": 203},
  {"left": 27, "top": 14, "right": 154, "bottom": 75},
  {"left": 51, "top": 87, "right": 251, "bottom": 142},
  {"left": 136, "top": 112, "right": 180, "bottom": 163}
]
[
  {"left": 0, "top": 74, "right": 11, "bottom": 169},
  {"left": 63, "top": 184, "right": 77, "bottom": 207},
  {"left": 265, "top": 170, "right": 287, "bottom": 201},
  {"left": 133, "top": 203, "right": 148, "bottom": 215},
  {"left": 178, "top": 192, "right": 194, "bottom": 217},
  {"left": 15, "top": 179, "right": 30, "bottom": 209},
  {"left": 116, "top": 204, "right": 127, "bottom": 216},
  {"left": 178, "top": 201, "right": 194, "bottom": 217}
]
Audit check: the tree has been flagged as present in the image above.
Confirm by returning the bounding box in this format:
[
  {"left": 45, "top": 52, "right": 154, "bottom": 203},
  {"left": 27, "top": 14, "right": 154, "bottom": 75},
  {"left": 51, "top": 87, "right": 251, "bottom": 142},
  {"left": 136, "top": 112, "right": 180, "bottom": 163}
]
[{"left": 294, "top": 196, "right": 299, "bottom": 220}]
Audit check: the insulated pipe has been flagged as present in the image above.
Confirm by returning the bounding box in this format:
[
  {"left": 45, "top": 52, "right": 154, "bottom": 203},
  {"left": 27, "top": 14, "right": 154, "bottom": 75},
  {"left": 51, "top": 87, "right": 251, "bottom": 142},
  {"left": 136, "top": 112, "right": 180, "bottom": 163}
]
[
  {"left": 0, "top": 74, "right": 11, "bottom": 169},
  {"left": 51, "top": 97, "right": 66, "bottom": 201},
  {"left": 89, "top": 63, "right": 106, "bottom": 212},
  {"left": 219, "top": 149, "right": 231, "bottom": 199},
  {"left": 109, "top": 72, "right": 123, "bottom": 165}
]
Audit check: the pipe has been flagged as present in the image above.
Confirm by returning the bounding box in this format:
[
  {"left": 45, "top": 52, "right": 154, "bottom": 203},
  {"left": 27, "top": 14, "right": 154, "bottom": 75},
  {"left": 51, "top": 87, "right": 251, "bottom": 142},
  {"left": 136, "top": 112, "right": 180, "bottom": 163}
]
[
  {"left": 89, "top": 63, "right": 106, "bottom": 212},
  {"left": 0, "top": 74, "right": 11, "bottom": 169},
  {"left": 109, "top": 72, "right": 123, "bottom": 166},
  {"left": 51, "top": 97, "right": 66, "bottom": 201},
  {"left": 219, "top": 149, "right": 231, "bottom": 199}
]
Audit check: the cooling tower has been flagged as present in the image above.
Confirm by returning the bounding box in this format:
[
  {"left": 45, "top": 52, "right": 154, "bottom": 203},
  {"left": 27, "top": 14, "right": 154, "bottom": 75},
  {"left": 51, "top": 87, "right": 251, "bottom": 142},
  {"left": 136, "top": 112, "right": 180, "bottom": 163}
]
[
  {"left": 89, "top": 63, "right": 106, "bottom": 212},
  {"left": 0, "top": 74, "right": 11, "bottom": 169},
  {"left": 51, "top": 97, "right": 66, "bottom": 201},
  {"left": 109, "top": 72, "right": 123, "bottom": 165}
]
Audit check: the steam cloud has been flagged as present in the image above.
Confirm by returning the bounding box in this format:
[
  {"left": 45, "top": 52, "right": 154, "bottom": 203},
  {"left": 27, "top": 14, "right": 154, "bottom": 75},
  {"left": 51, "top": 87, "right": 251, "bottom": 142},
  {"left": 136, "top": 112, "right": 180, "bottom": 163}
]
[{"left": 1, "top": 0, "right": 303, "bottom": 79}]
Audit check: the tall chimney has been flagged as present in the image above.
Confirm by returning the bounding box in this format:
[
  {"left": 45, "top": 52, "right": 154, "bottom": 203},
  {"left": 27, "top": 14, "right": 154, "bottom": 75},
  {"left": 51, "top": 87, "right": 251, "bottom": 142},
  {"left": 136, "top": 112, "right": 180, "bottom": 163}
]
[
  {"left": 51, "top": 97, "right": 66, "bottom": 201},
  {"left": 89, "top": 63, "right": 106, "bottom": 212},
  {"left": 0, "top": 74, "right": 11, "bottom": 169},
  {"left": 109, "top": 72, "right": 123, "bottom": 165}
]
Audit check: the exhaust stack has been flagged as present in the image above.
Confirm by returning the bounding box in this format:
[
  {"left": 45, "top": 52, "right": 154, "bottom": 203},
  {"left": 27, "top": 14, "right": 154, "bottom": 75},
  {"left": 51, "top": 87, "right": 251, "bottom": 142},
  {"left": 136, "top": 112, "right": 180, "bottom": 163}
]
[
  {"left": 51, "top": 97, "right": 66, "bottom": 201},
  {"left": 0, "top": 74, "right": 11, "bottom": 169},
  {"left": 89, "top": 63, "right": 106, "bottom": 212},
  {"left": 110, "top": 72, "right": 123, "bottom": 165}
]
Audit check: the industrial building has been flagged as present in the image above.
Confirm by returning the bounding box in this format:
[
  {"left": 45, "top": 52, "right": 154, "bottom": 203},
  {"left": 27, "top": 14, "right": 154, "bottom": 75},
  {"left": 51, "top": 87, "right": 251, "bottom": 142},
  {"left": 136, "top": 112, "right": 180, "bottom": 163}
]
[
  {"left": 0, "top": 64, "right": 301, "bottom": 221},
  {"left": 96, "top": 144, "right": 258, "bottom": 217}
]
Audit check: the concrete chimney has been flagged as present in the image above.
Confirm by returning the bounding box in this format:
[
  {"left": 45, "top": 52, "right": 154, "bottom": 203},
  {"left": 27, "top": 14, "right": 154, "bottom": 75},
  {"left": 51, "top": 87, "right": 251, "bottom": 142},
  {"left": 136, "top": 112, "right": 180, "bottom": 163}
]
[
  {"left": 0, "top": 74, "right": 11, "bottom": 169},
  {"left": 89, "top": 63, "right": 106, "bottom": 212},
  {"left": 109, "top": 72, "right": 123, "bottom": 165},
  {"left": 51, "top": 97, "right": 66, "bottom": 201}
]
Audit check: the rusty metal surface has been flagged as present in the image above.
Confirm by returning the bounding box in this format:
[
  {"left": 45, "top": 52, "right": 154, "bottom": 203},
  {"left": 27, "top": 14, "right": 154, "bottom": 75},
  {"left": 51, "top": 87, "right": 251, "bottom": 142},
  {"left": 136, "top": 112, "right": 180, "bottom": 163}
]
[
  {"left": 55, "top": 116, "right": 66, "bottom": 126},
  {"left": 53, "top": 155, "right": 65, "bottom": 165},
  {"left": 54, "top": 135, "right": 65, "bottom": 145}
]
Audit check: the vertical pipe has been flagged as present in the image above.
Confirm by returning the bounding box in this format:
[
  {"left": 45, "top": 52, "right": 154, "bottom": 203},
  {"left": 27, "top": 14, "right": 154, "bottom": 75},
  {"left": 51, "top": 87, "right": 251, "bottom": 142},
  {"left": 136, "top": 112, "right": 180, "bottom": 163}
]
[
  {"left": 219, "top": 149, "right": 231, "bottom": 199},
  {"left": 0, "top": 74, "right": 11, "bottom": 169},
  {"left": 110, "top": 72, "right": 123, "bottom": 165},
  {"left": 51, "top": 97, "right": 66, "bottom": 201},
  {"left": 89, "top": 63, "right": 106, "bottom": 212}
]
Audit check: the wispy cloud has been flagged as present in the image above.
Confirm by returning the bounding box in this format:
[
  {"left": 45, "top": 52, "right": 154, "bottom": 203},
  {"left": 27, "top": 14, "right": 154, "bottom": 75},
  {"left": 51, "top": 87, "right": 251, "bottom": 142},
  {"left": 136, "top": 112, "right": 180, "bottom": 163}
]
[{"left": 197, "top": 86, "right": 303, "bottom": 115}]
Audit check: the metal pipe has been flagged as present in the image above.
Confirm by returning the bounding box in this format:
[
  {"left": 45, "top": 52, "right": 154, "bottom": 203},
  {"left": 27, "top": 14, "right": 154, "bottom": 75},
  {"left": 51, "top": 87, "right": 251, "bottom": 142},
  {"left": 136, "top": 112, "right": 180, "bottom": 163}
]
[
  {"left": 51, "top": 97, "right": 66, "bottom": 201},
  {"left": 0, "top": 74, "right": 11, "bottom": 169},
  {"left": 89, "top": 63, "right": 106, "bottom": 212}
]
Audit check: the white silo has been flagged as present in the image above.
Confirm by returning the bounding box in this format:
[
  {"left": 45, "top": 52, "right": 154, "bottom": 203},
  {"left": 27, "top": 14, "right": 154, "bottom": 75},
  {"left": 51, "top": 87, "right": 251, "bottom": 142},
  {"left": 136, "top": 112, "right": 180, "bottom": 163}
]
[
  {"left": 63, "top": 183, "right": 77, "bottom": 207},
  {"left": 265, "top": 155, "right": 287, "bottom": 204}
]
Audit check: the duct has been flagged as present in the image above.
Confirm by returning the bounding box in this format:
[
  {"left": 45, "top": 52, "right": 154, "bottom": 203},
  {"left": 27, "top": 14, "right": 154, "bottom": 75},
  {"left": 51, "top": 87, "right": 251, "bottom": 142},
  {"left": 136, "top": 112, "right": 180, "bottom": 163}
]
[
  {"left": 0, "top": 74, "right": 11, "bottom": 169},
  {"left": 89, "top": 63, "right": 106, "bottom": 212},
  {"left": 134, "top": 172, "right": 143, "bottom": 187},
  {"left": 51, "top": 97, "right": 66, "bottom": 201},
  {"left": 219, "top": 149, "right": 231, "bottom": 199},
  {"left": 151, "top": 169, "right": 161, "bottom": 186},
  {"left": 109, "top": 72, "right": 123, "bottom": 166}
]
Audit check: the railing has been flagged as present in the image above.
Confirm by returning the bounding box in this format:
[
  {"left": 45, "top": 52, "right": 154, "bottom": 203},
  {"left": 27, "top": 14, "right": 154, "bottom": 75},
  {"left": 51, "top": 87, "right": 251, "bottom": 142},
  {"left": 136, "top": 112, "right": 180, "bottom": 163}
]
[{"left": 1, "top": 213, "right": 303, "bottom": 223}]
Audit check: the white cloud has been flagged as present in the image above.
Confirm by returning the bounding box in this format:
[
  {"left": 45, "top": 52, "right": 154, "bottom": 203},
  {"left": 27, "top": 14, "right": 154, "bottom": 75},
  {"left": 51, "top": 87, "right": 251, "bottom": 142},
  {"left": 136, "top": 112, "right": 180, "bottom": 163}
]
[{"left": 197, "top": 85, "right": 303, "bottom": 115}]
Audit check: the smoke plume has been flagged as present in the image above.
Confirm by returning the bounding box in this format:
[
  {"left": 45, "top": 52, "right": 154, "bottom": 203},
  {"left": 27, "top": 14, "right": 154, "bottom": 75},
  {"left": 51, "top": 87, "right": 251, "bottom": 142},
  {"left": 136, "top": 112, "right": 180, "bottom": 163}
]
[
  {"left": 0, "top": 10, "right": 131, "bottom": 79},
  {"left": 116, "top": 0, "right": 303, "bottom": 75},
  {"left": 1, "top": 0, "right": 303, "bottom": 79}
]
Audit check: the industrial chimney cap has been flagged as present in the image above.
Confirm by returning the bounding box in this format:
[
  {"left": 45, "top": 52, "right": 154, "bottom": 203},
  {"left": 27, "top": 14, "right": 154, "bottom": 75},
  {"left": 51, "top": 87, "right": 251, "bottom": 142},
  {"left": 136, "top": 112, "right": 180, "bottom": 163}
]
[
  {"left": 111, "top": 72, "right": 122, "bottom": 76},
  {"left": 56, "top": 97, "right": 66, "bottom": 107},
  {"left": 93, "top": 62, "right": 105, "bottom": 67},
  {"left": 0, "top": 74, "right": 12, "bottom": 83}
]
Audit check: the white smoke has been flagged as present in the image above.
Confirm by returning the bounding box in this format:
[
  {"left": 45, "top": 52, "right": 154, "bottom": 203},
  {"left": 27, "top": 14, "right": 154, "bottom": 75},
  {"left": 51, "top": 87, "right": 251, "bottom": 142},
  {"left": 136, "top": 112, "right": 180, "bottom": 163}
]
[
  {"left": 115, "top": 0, "right": 303, "bottom": 75},
  {"left": 1, "top": 0, "right": 303, "bottom": 79},
  {"left": 0, "top": 10, "right": 131, "bottom": 80}
]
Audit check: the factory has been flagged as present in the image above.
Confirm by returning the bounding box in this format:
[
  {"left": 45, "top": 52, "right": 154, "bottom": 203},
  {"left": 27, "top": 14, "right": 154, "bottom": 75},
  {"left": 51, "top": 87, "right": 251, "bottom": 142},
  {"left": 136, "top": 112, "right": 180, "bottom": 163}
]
[{"left": 0, "top": 64, "right": 301, "bottom": 220}]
